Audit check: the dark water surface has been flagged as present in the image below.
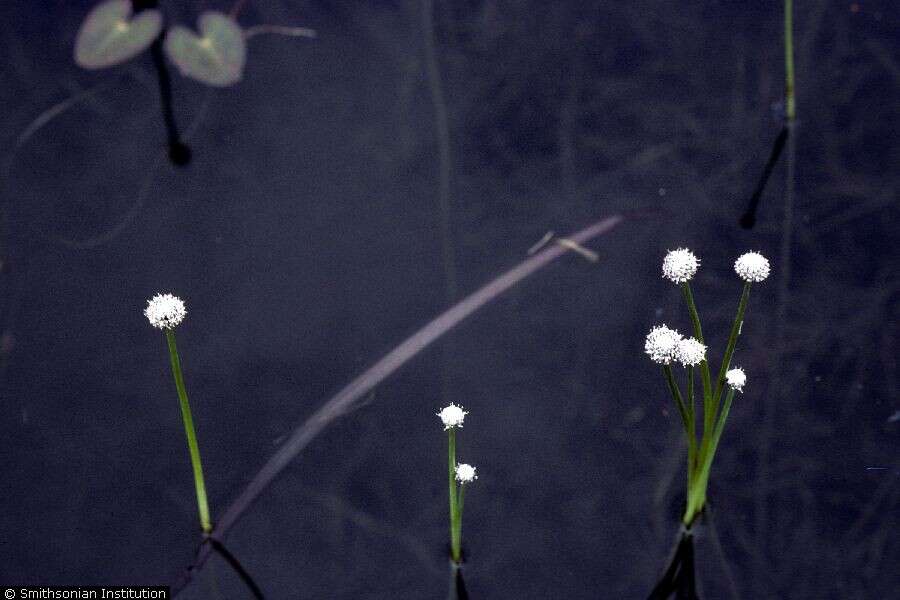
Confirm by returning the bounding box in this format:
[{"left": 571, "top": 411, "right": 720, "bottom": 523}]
[{"left": 1, "top": 1, "right": 897, "bottom": 598}]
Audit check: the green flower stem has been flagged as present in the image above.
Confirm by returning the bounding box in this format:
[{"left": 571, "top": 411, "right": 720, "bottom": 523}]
[
  {"left": 684, "top": 473, "right": 707, "bottom": 526},
  {"left": 784, "top": 0, "right": 796, "bottom": 122},
  {"left": 663, "top": 365, "right": 698, "bottom": 496},
  {"left": 683, "top": 282, "right": 749, "bottom": 526},
  {"left": 448, "top": 428, "right": 461, "bottom": 562},
  {"left": 686, "top": 366, "right": 697, "bottom": 482},
  {"left": 681, "top": 282, "right": 712, "bottom": 409},
  {"left": 663, "top": 366, "right": 690, "bottom": 436},
  {"left": 457, "top": 483, "right": 465, "bottom": 552},
  {"left": 684, "top": 388, "right": 737, "bottom": 525},
  {"left": 166, "top": 329, "right": 212, "bottom": 534},
  {"left": 713, "top": 283, "right": 751, "bottom": 409},
  {"left": 708, "top": 388, "right": 737, "bottom": 468}
]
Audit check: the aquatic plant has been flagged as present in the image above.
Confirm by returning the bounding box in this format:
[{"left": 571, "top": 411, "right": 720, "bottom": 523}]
[
  {"left": 645, "top": 250, "right": 769, "bottom": 599},
  {"left": 0, "top": 0, "right": 320, "bottom": 248},
  {"left": 75, "top": 1, "right": 315, "bottom": 86},
  {"left": 144, "top": 293, "right": 210, "bottom": 533},
  {"left": 145, "top": 292, "right": 265, "bottom": 598},
  {"left": 438, "top": 403, "right": 477, "bottom": 563},
  {"left": 740, "top": 0, "right": 797, "bottom": 229},
  {"left": 170, "top": 215, "right": 629, "bottom": 594},
  {"left": 438, "top": 403, "right": 476, "bottom": 599},
  {"left": 70, "top": 0, "right": 315, "bottom": 166},
  {"left": 646, "top": 249, "right": 769, "bottom": 527}
]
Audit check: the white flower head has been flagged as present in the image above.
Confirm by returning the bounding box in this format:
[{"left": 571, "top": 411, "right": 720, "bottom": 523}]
[
  {"left": 437, "top": 403, "right": 467, "bottom": 430},
  {"left": 644, "top": 325, "right": 683, "bottom": 365},
  {"left": 144, "top": 293, "right": 186, "bottom": 329},
  {"left": 676, "top": 337, "right": 707, "bottom": 367},
  {"left": 734, "top": 252, "right": 770, "bottom": 283},
  {"left": 455, "top": 463, "right": 477, "bottom": 484},
  {"left": 726, "top": 367, "right": 747, "bottom": 392},
  {"left": 662, "top": 248, "right": 700, "bottom": 283}
]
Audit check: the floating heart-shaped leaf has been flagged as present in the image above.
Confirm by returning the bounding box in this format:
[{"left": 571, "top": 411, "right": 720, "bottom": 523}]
[
  {"left": 164, "top": 12, "right": 246, "bottom": 87},
  {"left": 74, "top": 0, "right": 162, "bottom": 69}
]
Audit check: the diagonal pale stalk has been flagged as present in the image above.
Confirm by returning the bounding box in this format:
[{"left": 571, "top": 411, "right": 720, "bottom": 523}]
[
  {"left": 166, "top": 329, "right": 212, "bottom": 534},
  {"left": 448, "top": 428, "right": 461, "bottom": 562},
  {"left": 171, "top": 215, "right": 632, "bottom": 591}
]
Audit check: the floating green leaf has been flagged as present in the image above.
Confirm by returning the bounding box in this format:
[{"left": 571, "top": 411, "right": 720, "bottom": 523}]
[
  {"left": 74, "top": 0, "right": 162, "bottom": 70},
  {"left": 163, "top": 12, "right": 246, "bottom": 87}
]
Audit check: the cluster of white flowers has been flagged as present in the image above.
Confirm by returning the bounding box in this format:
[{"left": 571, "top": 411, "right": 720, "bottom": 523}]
[
  {"left": 661, "top": 248, "right": 770, "bottom": 285},
  {"left": 644, "top": 325, "right": 682, "bottom": 365},
  {"left": 144, "top": 293, "right": 187, "bottom": 329},
  {"left": 734, "top": 252, "right": 770, "bottom": 283},
  {"left": 648, "top": 249, "right": 766, "bottom": 377},
  {"left": 726, "top": 368, "right": 747, "bottom": 392},
  {"left": 645, "top": 326, "right": 706, "bottom": 368},
  {"left": 455, "top": 463, "right": 477, "bottom": 484},
  {"left": 676, "top": 337, "right": 707, "bottom": 367},
  {"left": 437, "top": 403, "right": 467, "bottom": 430},
  {"left": 439, "top": 405, "right": 478, "bottom": 484},
  {"left": 662, "top": 248, "right": 700, "bottom": 283}
]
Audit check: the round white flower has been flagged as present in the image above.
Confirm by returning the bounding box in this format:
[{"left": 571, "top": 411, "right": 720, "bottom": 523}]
[
  {"left": 726, "top": 367, "right": 747, "bottom": 392},
  {"left": 437, "top": 403, "right": 467, "bottom": 429},
  {"left": 144, "top": 293, "right": 186, "bottom": 329},
  {"left": 455, "top": 463, "right": 477, "bottom": 484},
  {"left": 676, "top": 337, "right": 707, "bottom": 367},
  {"left": 644, "top": 325, "right": 683, "bottom": 365},
  {"left": 734, "top": 252, "right": 770, "bottom": 283},
  {"left": 662, "top": 248, "right": 700, "bottom": 283}
]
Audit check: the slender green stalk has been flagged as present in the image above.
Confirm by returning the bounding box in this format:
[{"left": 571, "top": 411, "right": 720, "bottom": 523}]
[
  {"left": 166, "top": 329, "right": 212, "bottom": 534},
  {"left": 686, "top": 366, "right": 697, "bottom": 485},
  {"left": 681, "top": 283, "right": 713, "bottom": 431},
  {"left": 448, "top": 428, "right": 461, "bottom": 562},
  {"left": 663, "top": 364, "right": 700, "bottom": 507},
  {"left": 662, "top": 366, "right": 690, "bottom": 436},
  {"left": 784, "top": 0, "right": 796, "bottom": 122},
  {"left": 681, "top": 283, "right": 711, "bottom": 397},
  {"left": 708, "top": 388, "right": 737, "bottom": 465},
  {"left": 685, "top": 388, "right": 737, "bottom": 524},
  {"left": 713, "top": 283, "right": 751, "bottom": 407},
  {"left": 683, "top": 284, "right": 751, "bottom": 525},
  {"left": 457, "top": 484, "right": 465, "bottom": 552}
]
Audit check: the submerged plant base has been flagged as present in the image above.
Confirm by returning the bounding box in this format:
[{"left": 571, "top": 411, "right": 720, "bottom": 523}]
[
  {"left": 168, "top": 141, "right": 192, "bottom": 166},
  {"left": 647, "top": 528, "right": 699, "bottom": 600},
  {"left": 448, "top": 557, "right": 469, "bottom": 600}
]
